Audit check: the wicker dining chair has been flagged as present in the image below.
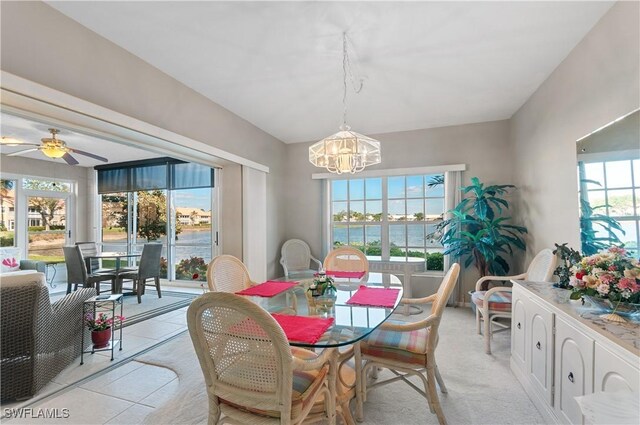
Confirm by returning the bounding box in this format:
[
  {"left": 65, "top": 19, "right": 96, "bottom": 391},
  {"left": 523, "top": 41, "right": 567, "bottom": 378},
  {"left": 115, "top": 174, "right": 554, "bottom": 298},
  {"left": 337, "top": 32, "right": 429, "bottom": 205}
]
[
  {"left": 357, "top": 263, "right": 460, "bottom": 425},
  {"left": 206, "top": 255, "right": 256, "bottom": 293},
  {"left": 187, "top": 292, "right": 336, "bottom": 425},
  {"left": 472, "top": 249, "right": 556, "bottom": 354},
  {"left": 280, "top": 239, "right": 323, "bottom": 278},
  {"left": 323, "top": 247, "right": 369, "bottom": 273}
]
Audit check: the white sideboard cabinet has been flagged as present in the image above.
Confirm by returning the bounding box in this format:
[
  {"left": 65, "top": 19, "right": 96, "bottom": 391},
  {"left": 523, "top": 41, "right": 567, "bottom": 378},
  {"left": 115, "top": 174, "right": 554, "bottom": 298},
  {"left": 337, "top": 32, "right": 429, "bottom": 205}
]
[{"left": 511, "top": 281, "right": 640, "bottom": 424}]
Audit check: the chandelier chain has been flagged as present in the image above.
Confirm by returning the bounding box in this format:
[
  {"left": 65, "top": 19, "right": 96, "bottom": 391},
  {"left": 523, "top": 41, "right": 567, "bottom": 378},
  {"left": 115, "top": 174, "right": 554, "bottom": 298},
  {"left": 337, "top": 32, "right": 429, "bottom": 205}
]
[{"left": 342, "top": 32, "right": 363, "bottom": 127}]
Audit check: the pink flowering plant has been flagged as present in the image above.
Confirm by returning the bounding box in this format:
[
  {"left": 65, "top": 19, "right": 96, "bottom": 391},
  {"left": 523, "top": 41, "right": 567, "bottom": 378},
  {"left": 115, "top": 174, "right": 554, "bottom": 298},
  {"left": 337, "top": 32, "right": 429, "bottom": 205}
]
[
  {"left": 569, "top": 247, "right": 640, "bottom": 304},
  {"left": 84, "top": 312, "right": 125, "bottom": 331}
]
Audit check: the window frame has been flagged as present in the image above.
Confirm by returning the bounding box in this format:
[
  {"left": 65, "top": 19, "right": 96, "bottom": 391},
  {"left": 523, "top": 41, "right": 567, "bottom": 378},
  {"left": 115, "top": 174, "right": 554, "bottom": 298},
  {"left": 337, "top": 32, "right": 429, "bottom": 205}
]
[
  {"left": 579, "top": 158, "right": 640, "bottom": 256},
  {"left": 322, "top": 164, "right": 466, "bottom": 275}
]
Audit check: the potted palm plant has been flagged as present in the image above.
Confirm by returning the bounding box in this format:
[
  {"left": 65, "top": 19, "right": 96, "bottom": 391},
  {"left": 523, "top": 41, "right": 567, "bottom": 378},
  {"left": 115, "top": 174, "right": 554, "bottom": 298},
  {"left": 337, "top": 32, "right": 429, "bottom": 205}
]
[{"left": 430, "top": 177, "right": 527, "bottom": 278}]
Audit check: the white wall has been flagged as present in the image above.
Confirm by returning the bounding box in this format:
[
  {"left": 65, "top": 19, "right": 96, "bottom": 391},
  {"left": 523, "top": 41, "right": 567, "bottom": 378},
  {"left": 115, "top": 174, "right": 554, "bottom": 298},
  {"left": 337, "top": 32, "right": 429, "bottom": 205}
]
[
  {"left": 285, "top": 119, "right": 516, "bottom": 301},
  {"left": 0, "top": 1, "right": 289, "bottom": 277},
  {"left": 511, "top": 1, "right": 640, "bottom": 264}
]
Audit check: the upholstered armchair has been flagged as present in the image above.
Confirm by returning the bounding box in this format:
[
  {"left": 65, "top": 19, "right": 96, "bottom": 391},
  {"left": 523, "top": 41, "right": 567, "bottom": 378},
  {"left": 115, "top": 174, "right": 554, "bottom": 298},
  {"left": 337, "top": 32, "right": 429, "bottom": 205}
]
[{"left": 0, "top": 272, "right": 96, "bottom": 401}]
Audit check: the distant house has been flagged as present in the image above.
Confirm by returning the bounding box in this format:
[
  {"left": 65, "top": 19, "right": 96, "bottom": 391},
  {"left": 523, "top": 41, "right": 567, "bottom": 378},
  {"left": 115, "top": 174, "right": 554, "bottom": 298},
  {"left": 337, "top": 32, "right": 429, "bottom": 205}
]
[{"left": 175, "top": 207, "right": 212, "bottom": 226}]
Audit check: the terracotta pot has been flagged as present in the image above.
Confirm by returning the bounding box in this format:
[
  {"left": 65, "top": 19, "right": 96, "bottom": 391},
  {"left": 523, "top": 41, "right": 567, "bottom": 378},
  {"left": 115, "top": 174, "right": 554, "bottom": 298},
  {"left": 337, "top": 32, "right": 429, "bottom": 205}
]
[{"left": 91, "top": 328, "right": 112, "bottom": 348}]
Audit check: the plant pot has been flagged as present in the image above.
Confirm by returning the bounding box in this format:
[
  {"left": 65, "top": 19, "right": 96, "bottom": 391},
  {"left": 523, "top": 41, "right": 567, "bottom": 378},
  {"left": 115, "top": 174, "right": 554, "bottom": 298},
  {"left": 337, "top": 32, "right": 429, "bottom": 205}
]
[{"left": 91, "top": 328, "right": 112, "bottom": 348}]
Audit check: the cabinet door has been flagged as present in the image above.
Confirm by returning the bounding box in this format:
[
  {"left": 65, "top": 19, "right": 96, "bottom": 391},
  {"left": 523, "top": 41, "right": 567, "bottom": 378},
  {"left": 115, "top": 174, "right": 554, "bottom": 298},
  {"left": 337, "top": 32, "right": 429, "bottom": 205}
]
[
  {"left": 511, "top": 289, "right": 527, "bottom": 371},
  {"left": 528, "top": 298, "right": 554, "bottom": 405},
  {"left": 594, "top": 344, "right": 639, "bottom": 393},
  {"left": 554, "top": 317, "right": 594, "bottom": 425}
]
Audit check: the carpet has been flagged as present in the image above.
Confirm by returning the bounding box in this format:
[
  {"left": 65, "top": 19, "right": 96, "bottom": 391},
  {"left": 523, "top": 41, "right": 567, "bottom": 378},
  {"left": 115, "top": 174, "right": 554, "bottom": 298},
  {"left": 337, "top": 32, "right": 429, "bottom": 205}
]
[{"left": 135, "top": 307, "right": 545, "bottom": 425}]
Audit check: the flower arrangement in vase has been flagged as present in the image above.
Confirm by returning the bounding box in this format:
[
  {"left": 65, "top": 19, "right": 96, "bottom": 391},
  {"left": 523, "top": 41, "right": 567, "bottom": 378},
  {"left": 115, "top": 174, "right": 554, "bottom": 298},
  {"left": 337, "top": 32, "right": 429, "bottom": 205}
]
[
  {"left": 308, "top": 271, "right": 336, "bottom": 297},
  {"left": 85, "top": 312, "right": 125, "bottom": 348},
  {"left": 569, "top": 247, "right": 640, "bottom": 322}
]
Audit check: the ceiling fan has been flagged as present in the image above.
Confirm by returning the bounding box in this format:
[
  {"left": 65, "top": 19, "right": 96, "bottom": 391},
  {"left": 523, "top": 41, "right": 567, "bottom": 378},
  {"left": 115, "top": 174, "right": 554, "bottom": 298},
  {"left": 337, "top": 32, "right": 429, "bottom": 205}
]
[{"left": 1, "top": 128, "right": 108, "bottom": 165}]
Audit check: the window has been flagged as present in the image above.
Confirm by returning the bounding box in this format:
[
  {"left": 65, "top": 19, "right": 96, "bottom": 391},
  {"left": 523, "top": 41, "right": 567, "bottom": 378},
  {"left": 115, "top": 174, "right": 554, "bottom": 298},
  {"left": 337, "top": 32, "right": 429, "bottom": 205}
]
[
  {"left": 1, "top": 179, "right": 16, "bottom": 247},
  {"left": 97, "top": 160, "right": 217, "bottom": 283},
  {"left": 579, "top": 159, "right": 639, "bottom": 256},
  {"left": 331, "top": 174, "right": 446, "bottom": 271}
]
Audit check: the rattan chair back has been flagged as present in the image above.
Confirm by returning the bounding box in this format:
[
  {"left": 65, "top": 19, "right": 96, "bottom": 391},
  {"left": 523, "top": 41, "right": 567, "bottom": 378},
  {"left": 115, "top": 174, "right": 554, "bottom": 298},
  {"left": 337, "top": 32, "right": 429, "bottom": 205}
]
[
  {"left": 206, "top": 255, "right": 254, "bottom": 292},
  {"left": 280, "top": 239, "right": 322, "bottom": 276},
  {"left": 323, "top": 247, "right": 369, "bottom": 273},
  {"left": 426, "top": 263, "right": 460, "bottom": 352},
  {"left": 187, "top": 292, "right": 294, "bottom": 419},
  {"left": 525, "top": 248, "right": 556, "bottom": 282}
]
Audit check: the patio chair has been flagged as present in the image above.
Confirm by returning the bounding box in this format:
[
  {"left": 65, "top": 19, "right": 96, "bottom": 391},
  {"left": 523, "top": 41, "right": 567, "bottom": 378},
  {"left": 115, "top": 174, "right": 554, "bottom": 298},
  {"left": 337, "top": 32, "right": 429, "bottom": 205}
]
[
  {"left": 187, "top": 292, "right": 336, "bottom": 425},
  {"left": 357, "top": 263, "right": 460, "bottom": 425},
  {"left": 472, "top": 248, "right": 556, "bottom": 354},
  {"left": 280, "top": 239, "right": 322, "bottom": 277},
  {"left": 75, "top": 242, "right": 111, "bottom": 274},
  {"left": 116, "top": 243, "right": 163, "bottom": 304},
  {"left": 323, "top": 246, "right": 369, "bottom": 273},
  {"left": 0, "top": 272, "right": 95, "bottom": 401},
  {"left": 63, "top": 246, "right": 117, "bottom": 295}
]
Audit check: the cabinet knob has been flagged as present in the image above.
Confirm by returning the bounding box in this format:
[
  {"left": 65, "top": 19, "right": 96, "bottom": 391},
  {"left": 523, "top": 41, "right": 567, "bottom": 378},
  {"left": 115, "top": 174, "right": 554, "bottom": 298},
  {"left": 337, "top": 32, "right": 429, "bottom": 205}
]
[
  {"left": 536, "top": 341, "right": 541, "bottom": 350},
  {"left": 517, "top": 322, "right": 521, "bottom": 329},
  {"left": 568, "top": 372, "right": 574, "bottom": 383}
]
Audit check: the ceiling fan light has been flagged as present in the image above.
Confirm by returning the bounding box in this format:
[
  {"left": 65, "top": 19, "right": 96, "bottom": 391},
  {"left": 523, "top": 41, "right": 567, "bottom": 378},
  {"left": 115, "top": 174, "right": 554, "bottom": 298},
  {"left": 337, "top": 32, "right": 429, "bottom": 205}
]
[{"left": 41, "top": 146, "right": 67, "bottom": 158}]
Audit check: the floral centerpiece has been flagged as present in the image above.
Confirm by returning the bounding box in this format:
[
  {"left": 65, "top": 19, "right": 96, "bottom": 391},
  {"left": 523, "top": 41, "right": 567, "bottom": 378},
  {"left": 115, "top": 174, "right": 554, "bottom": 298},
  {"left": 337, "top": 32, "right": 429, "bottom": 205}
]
[
  {"left": 553, "top": 243, "right": 583, "bottom": 289},
  {"left": 308, "top": 271, "right": 336, "bottom": 297},
  {"left": 569, "top": 247, "right": 640, "bottom": 321},
  {"left": 85, "top": 312, "right": 125, "bottom": 348}
]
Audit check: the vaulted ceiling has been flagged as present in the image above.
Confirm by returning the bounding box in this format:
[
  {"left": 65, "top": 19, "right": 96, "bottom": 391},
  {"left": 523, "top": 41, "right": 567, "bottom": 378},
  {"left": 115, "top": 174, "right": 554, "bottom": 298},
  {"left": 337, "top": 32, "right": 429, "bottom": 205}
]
[{"left": 48, "top": 1, "right": 613, "bottom": 143}]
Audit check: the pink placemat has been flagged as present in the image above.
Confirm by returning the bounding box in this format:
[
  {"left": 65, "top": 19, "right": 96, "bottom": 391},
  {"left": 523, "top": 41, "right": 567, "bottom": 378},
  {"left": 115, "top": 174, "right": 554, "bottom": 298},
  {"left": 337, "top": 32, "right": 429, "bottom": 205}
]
[
  {"left": 236, "top": 281, "right": 298, "bottom": 297},
  {"left": 346, "top": 285, "right": 401, "bottom": 308},
  {"left": 272, "top": 314, "right": 334, "bottom": 344},
  {"left": 326, "top": 270, "right": 366, "bottom": 279}
]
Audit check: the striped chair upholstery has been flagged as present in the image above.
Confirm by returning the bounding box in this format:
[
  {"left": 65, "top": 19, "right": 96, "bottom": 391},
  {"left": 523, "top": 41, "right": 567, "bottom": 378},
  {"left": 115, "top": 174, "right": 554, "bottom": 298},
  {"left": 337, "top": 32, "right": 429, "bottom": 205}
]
[
  {"left": 471, "top": 290, "right": 512, "bottom": 312},
  {"left": 220, "top": 347, "right": 328, "bottom": 419},
  {"left": 360, "top": 322, "right": 428, "bottom": 365}
]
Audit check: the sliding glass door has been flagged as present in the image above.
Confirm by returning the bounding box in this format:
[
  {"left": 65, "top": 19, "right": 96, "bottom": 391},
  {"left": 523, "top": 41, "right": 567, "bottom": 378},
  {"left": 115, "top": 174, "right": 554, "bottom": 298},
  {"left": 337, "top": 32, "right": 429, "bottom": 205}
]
[{"left": 98, "top": 160, "right": 217, "bottom": 283}]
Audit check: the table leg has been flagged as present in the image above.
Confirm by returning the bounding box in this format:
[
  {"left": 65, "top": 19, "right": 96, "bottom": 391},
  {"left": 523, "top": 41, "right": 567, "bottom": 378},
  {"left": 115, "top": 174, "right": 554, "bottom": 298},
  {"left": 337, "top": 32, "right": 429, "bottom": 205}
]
[
  {"left": 354, "top": 342, "right": 364, "bottom": 422},
  {"left": 327, "top": 348, "right": 338, "bottom": 425},
  {"left": 119, "top": 299, "right": 124, "bottom": 351},
  {"left": 80, "top": 304, "right": 85, "bottom": 365}
]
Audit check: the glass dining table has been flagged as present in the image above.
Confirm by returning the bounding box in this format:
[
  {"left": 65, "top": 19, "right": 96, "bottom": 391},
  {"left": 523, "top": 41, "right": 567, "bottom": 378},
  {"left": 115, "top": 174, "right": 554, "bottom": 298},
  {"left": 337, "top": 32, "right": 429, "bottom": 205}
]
[{"left": 238, "top": 272, "right": 404, "bottom": 423}]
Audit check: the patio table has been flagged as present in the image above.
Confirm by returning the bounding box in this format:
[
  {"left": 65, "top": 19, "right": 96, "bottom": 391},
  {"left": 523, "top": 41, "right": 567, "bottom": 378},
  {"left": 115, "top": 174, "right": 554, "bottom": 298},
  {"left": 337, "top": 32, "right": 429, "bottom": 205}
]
[
  {"left": 85, "top": 252, "right": 141, "bottom": 295},
  {"left": 239, "top": 272, "right": 403, "bottom": 422}
]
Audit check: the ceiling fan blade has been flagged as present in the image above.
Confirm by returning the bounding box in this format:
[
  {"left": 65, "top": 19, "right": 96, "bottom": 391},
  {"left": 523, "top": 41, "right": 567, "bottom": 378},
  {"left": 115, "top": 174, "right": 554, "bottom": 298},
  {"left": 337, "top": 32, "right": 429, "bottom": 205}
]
[
  {"left": 6, "top": 148, "right": 39, "bottom": 156},
  {"left": 0, "top": 140, "right": 40, "bottom": 147},
  {"left": 68, "top": 148, "right": 108, "bottom": 162},
  {"left": 62, "top": 153, "right": 80, "bottom": 165}
]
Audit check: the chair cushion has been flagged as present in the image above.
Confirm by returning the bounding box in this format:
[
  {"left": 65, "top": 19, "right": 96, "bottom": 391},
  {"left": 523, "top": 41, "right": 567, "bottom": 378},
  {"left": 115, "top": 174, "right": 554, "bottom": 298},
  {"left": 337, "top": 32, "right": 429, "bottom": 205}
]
[
  {"left": 360, "top": 324, "right": 429, "bottom": 366},
  {"left": 220, "top": 346, "right": 328, "bottom": 419},
  {"left": 471, "top": 290, "right": 512, "bottom": 312}
]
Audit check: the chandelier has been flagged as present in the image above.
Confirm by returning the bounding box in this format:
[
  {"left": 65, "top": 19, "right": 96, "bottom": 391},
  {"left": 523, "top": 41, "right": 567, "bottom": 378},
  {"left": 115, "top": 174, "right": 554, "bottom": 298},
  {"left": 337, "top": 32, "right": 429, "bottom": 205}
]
[{"left": 309, "top": 33, "right": 381, "bottom": 174}]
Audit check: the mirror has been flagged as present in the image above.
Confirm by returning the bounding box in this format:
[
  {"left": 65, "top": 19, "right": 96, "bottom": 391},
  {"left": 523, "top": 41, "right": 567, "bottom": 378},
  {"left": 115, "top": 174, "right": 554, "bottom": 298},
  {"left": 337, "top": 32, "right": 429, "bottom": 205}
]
[{"left": 577, "top": 110, "right": 640, "bottom": 257}]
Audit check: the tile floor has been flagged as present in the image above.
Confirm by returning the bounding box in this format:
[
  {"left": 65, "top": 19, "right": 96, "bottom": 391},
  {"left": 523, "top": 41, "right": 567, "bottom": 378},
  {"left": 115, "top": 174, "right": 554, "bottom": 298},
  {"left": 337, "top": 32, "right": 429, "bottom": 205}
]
[
  {"left": 4, "top": 362, "right": 177, "bottom": 425},
  {"left": 1, "top": 306, "right": 189, "bottom": 420}
]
